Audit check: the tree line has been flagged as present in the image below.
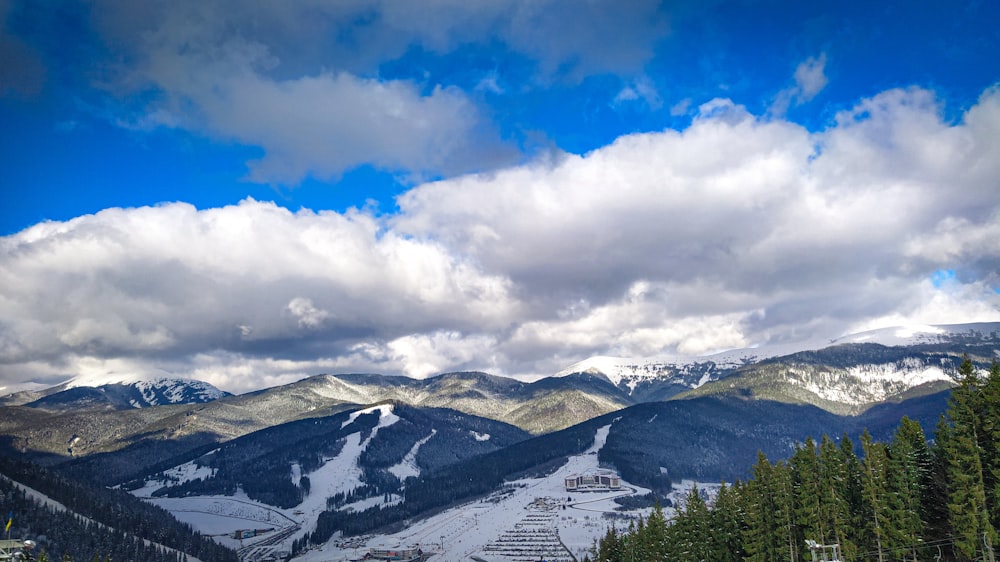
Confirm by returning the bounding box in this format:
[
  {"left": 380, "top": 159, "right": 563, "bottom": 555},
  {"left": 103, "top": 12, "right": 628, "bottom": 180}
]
[{"left": 591, "top": 357, "right": 1000, "bottom": 561}]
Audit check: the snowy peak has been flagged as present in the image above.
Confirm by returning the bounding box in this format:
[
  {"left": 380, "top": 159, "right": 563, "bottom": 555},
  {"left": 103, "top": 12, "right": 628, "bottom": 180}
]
[
  {"left": 552, "top": 322, "right": 1000, "bottom": 411},
  {"left": 23, "top": 375, "right": 230, "bottom": 410},
  {"left": 829, "top": 322, "right": 1000, "bottom": 347},
  {"left": 556, "top": 356, "right": 631, "bottom": 385},
  {"left": 555, "top": 354, "right": 743, "bottom": 398}
]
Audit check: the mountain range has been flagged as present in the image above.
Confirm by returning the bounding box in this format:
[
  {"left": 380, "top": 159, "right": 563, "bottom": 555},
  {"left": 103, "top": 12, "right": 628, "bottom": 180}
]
[
  {"left": 0, "top": 322, "right": 997, "bottom": 560},
  {"left": 0, "top": 373, "right": 230, "bottom": 410}
]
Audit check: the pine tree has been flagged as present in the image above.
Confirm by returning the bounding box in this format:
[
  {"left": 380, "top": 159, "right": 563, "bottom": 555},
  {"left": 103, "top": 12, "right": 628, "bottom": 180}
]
[
  {"left": 744, "top": 452, "right": 794, "bottom": 562},
  {"left": 886, "top": 417, "right": 930, "bottom": 561},
  {"left": 925, "top": 417, "right": 955, "bottom": 548},
  {"left": 620, "top": 520, "right": 639, "bottom": 562},
  {"left": 672, "top": 485, "right": 711, "bottom": 561},
  {"left": 643, "top": 502, "right": 669, "bottom": 559},
  {"left": 939, "top": 355, "right": 997, "bottom": 559},
  {"left": 710, "top": 481, "right": 746, "bottom": 561},
  {"left": 791, "top": 437, "right": 828, "bottom": 547},
  {"left": 597, "top": 526, "right": 623, "bottom": 562},
  {"left": 837, "top": 433, "right": 867, "bottom": 561},
  {"left": 981, "top": 360, "right": 1000, "bottom": 531},
  {"left": 819, "top": 434, "right": 858, "bottom": 560},
  {"left": 774, "top": 460, "right": 799, "bottom": 562},
  {"left": 861, "top": 430, "right": 890, "bottom": 562}
]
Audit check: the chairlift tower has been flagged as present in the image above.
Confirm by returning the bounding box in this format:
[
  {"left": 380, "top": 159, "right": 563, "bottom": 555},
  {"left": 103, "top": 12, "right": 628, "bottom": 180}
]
[{"left": 805, "top": 539, "right": 842, "bottom": 562}]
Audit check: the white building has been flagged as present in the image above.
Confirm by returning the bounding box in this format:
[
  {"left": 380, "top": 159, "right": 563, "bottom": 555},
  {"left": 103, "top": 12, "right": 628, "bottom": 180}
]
[
  {"left": 368, "top": 545, "right": 423, "bottom": 561},
  {"left": 564, "top": 470, "right": 622, "bottom": 491}
]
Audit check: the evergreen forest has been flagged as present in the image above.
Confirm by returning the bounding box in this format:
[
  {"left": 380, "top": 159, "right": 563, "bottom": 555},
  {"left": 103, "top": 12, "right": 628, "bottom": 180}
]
[{"left": 0, "top": 456, "right": 237, "bottom": 562}]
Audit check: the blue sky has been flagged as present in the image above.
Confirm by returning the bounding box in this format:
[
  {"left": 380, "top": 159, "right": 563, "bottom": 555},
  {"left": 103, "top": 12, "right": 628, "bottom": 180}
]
[
  {"left": 4, "top": 0, "right": 995, "bottom": 234},
  {"left": 1, "top": 0, "right": 999, "bottom": 392}
]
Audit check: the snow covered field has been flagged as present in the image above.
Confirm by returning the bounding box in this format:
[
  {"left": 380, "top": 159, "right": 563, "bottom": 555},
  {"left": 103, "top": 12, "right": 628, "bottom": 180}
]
[{"left": 131, "top": 406, "right": 714, "bottom": 562}]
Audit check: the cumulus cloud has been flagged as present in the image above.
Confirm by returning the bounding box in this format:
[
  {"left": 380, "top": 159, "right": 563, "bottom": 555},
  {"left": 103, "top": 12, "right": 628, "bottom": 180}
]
[
  {"left": 394, "top": 84, "right": 1000, "bottom": 358},
  {"left": 0, "top": 200, "right": 519, "bottom": 391},
  {"left": 2, "top": 85, "right": 999, "bottom": 393}
]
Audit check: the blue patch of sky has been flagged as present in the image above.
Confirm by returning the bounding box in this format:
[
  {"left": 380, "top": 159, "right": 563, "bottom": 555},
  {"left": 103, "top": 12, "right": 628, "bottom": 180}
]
[
  {"left": 930, "top": 269, "right": 956, "bottom": 288},
  {"left": 0, "top": 103, "right": 263, "bottom": 234}
]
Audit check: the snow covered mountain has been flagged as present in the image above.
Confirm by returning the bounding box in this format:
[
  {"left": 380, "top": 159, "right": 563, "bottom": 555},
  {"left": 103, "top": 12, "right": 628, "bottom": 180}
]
[
  {"left": 1, "top": 374, "right": 230, "bottom": 410},
  {"left": 555, "top": 322, "right": 1000, "bottom": 414},
  {"left": 2, "top": 322, "right": 997, "bottom": 476}
]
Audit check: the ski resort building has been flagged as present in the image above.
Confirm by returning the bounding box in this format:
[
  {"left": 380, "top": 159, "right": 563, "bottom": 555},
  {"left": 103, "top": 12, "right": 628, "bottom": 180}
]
[
  {"left": 563, "top": 470, "right": 622, "bottom": 491},
  {"left": 367, "top": 545, "right": 425, "bottom": 561}
]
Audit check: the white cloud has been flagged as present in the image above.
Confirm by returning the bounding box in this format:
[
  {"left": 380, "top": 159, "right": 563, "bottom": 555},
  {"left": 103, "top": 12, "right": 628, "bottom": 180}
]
[
  {"left": 386, "top": 332, "right": 502, "bottom": 379},
  {"left": 849, "top": 278, "right": 1000, "bottom": 335},
  {"left": 669, "top": 98, "right": 692, "bottom": 117},
  {"left": 287, "top": 298, "right": 330, "bottom": 329},
  {"left": 0, "top": 200, "right": 519, "bottom": 390},
  {"left": 2, "top": 85, "right": 999, "bottom": 393},
  {"left": 121, "top": 44, "right": 508, "bottom": 184},
  {"left": 614, "top": 76, "right": 662, "bottom": 110},
  {"left": 794, "top": 53, "right": 828, "bottom": 101},
  {"left": 770, "top": 53, "right": 828, "bottom": 117},
  {"left": 85, "top": 0, "right": 667, "bottom": 184}
]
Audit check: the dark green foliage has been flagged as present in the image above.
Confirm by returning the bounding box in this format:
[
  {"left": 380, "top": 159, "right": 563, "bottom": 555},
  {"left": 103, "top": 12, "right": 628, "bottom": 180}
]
[
  {"left": 57, "top": 433, "right": 223, "bottom": 487},
  {"left": 612, "top": 492, "right": 666, "bottom": 510}
]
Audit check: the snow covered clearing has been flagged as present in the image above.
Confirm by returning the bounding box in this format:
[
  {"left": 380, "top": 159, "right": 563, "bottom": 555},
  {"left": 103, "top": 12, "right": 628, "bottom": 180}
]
[{"left": 389, "top": 429, "right": 436, "bottom": 481}]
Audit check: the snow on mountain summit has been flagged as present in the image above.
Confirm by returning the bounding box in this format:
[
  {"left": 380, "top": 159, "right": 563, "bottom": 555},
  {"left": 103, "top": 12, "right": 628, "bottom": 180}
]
[
  {"left": 65, "top": 372, "right": 156, "bottom": 389},
  {"left": 552, "top": 322, "right": 1000, "bottom": 400},
  {"left": 60, "top": 373, "right": 229, "bottom": 407},
  {"left": 555, "top": 356, "right": 634, "bottom": 385},
  {"left": 831, "top": 322, "right": 1000, "bottom": 347}
]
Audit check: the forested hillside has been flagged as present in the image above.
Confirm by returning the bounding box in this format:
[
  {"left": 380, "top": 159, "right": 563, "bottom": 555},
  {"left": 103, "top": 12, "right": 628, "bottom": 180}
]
[
  {"left": 0, "top": 457, "right": 237, "bottom": 562},
  {"left": 591, "top": 357, "right": 1000, "bottom": 562}
]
